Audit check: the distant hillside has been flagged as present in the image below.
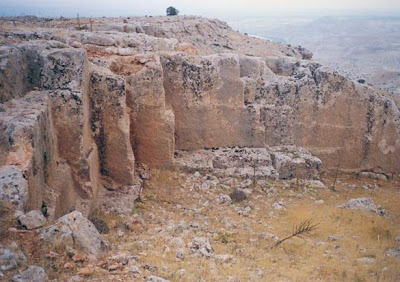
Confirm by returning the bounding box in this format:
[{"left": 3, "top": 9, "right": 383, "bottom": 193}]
[{"left": 230, "top": 15, "right": 400, "bottom": 94}]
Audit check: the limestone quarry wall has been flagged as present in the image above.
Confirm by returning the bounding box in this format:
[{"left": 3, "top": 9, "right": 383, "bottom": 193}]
[
  {"left": 159, "top": 52, "right": 400, "bottom": 174},
  {"left": 1, "top": 16, "right": 399, "bottom": 218},
  {"left": 1, "top": 42, "right": 105, "bottom": 217}
]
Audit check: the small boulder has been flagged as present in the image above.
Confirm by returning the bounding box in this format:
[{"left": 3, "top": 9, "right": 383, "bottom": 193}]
[
  {"left": 215, "top": 254, "right": 236, "bottom": 265},
  {"left": 0, "top": 243, "right": 28, "bottom": 272},
  {"left": 189, "top": 237, "right": 213, "bottom": 258},
  {"left": 176, "top": 250, "right": 185, "bottom": 260},
  {"left": 355, "top": 257, "right": 376, "bottom": 265},
  {"left": 270, "top": 147, "right": 322, "bottom": 180},
  {"left": 305, "top": 180, "right": 327, "bottom": 189},
  {"left": 217, "top": 194, "right": 232, "bottom": 205},
  {"left": 129, "top": 265, "right": 141, "bottom": 274},
  {"left": 338, "top": 197, "right": 382, "bottom": 214},
  {"left": 146, "top": 275, "right": 170, "bottom": 282},
  {"left": 238, "top": 206, "right": 252, "bottom": 216},
  {"left": 17, "top": 210, "right": 46, "bottom": 230},
  {"left": 386, "top": 248, "right": 400, "bottom": 257},
  {"left": 272, "top": 203, "right": 283, "bottom": 210},
  {"left": 40, "top": 211, "right": 108, "bottom": 255},
  {"left": 11, "top": 265, "right": 47, "bottom": 282},
  {"left": 360, "top": 172, "right": 387, "bottom": 181}
]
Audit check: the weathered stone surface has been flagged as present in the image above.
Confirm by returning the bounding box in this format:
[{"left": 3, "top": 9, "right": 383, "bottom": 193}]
[
  {"left": 386, "top": 248, "right": 400, "bottom": 257},
  {"left": 40, "top": 224, "right": 74, "bottom": 246},
  {"left": 212, "top": 147, "right": 276, "bottom": 178},
  {"left": 0, "top": 166, "right": 28, "bottom": 211},
  {"left": 146, "top": 275, "right": 170, "bottom": 282},
  {"left": 338, "top": 197, "right": 379, "bottom": 213},
  {"left": 89, "top": 64, "right": 135, "bottom": 188},
  {"left": 80, "top": 33, "right": 117, "bottom": 47},
  {"left": 48, "top": 89, "right": 99, "bottom": 211},
  {"left": 175, "top": 42, "right": 198, "bottom": 55},
  {"left": 265, "top": 56, "right": 299, "bottom": 76},
  {"left": 0, "top": 46, "right": 26, "bottom": 103},
  {"left": 295, "top": 46, "right": 313, "bottom": 60},
  {"left": 0, "top": 42, "right": 100, "bottom": 216},
  {"left": 271, "top": 146, "right": 322, "bottom": 180},
  {"left": 305, "top": 180, "right": 327, "bottom": 189},
  {"left": 175, "top": 146, "right": 321, "bottom": 180},
  {"left": 360, "top": 172, "right": 387, "bottom": 181},
  {"left": 162, "top": 53, "right": 260, "bottom": 150},
  {"left": 215, "top": 254, "right": 236, "bottom": 265},
  {"left": 0, "top": 243, "right": 27, "bottom": 273},
  {"left": 11, "top": 265, "right": 47, "bottom": 282},
  {"left": 40, "top": 46, "right": 87, "bottom": 91},
  {"left": 97, "top": 183, "right": 141, "bottom": 215},
  {"left": 125, "top": 55, "right": 175, "bottom": 167},
  {"left": 41, "top": 211, "right": 108, "bottom": 255},
  {"left": 189, "top": 237, "right": 213, "bottom": 258},
  {"left": 17, "top": 210, "right": 46, "bottom": 229},
  {"left": 0, "top": 41, "right": 86, "bottom": 103},
  {"left": 0, "top": 91, "right": 52, "bottom": 212}
]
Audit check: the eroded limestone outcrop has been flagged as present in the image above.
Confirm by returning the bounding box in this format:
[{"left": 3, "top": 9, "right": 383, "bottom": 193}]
[
  {"left": 0, "top": 15, "right": 399, "bottom": 221},
  {"left": 0, "top": 41, "right": 135, "bottom": 217}
]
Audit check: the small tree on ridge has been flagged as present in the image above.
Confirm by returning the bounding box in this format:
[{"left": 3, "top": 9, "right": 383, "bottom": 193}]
[{"left": 166, "top": 6, "right": 179, "bottom": 16}]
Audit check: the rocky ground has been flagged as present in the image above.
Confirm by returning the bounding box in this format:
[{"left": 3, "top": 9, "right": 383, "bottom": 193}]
[{"left": 1, "top": 166, "right": 400, "bottom": 281}]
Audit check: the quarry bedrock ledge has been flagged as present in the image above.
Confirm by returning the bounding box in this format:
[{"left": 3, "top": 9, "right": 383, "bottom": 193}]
[{"left": 0, "top": 15, "right": 399, "bottom": 218}]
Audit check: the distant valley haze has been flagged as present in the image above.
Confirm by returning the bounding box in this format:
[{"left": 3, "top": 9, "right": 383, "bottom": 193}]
[{"left": 1, "top": 0, "right": 400, "bottom": 18}]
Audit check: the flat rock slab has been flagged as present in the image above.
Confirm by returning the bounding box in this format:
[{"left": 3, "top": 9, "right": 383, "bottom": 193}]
[{"left": 175, "top": 146, "right": 322, "bottom": 180}]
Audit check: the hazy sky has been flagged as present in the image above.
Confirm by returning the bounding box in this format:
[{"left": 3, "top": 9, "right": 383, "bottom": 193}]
[{"left": 1, "top": 0, "right": 400, "bottom": 18}]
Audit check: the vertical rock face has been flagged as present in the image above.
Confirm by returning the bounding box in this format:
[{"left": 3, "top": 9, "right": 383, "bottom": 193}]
[
  {"left": 162, "top": 53, "right": 265, "bottom": 150},
  {"left": 270, "top": 65, "right": 400, "bottom": 174},
  {"left": 161, "top": 51, "right": 400, "bottom": 174},
  {"left": 0, "top": 42, "right": 102, "bottom": 216},
  {"left": 125, "top": 55, "right": 175, "bottom": 167},
  {"left": 0, "top": 46, "right": 26, "bottom": 103},
  {"left": 89, "top": 65, "right": 135, "bottom": 188},
  {"left": 0, "top": 91, "right": 53, "bottom": 212}
]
